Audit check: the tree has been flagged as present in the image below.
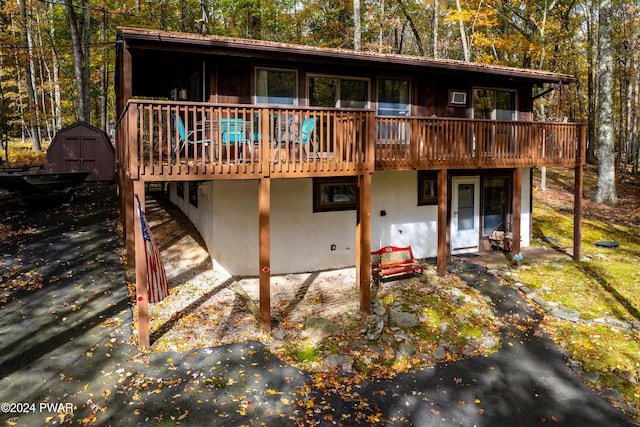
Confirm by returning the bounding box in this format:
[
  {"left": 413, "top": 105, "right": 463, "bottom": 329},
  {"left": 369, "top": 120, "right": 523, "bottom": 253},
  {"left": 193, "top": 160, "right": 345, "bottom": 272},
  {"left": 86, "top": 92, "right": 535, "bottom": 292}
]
[
  {"left": 354, "top": 0, "right": 361, "bottom": 50},
  {"left": 593, "top": 0, "right": 618, "bottom": 204},
  {"left": 64, "top": 0, "right": 90, "bottom": 123},
  {"left": 17, "top": 0, "right": 41, "bottom": 150}
]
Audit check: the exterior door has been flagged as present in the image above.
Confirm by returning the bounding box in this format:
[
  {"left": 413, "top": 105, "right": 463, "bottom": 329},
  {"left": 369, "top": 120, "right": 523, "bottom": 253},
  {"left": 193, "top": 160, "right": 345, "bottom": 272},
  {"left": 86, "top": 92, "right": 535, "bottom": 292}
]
[
  {"left": 451, "top": 176, "right": 480, "bottom": 254},
  {"left": 64, "top": 137, "right": 97, "bottom": 179}
]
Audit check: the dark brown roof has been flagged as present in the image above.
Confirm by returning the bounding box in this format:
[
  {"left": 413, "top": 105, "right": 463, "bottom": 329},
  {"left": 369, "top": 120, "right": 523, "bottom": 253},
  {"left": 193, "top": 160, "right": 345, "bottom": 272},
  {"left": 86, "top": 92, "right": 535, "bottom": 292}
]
[{"left": 117, "top": 27, "right": 575, "bottom": 85}]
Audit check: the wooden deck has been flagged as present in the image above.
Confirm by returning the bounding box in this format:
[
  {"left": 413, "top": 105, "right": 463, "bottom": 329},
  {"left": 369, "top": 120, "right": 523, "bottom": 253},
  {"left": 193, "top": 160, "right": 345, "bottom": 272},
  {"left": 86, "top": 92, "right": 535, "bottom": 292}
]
[{"left": 116, "top": 100, "right": 586, "bottom": 182}]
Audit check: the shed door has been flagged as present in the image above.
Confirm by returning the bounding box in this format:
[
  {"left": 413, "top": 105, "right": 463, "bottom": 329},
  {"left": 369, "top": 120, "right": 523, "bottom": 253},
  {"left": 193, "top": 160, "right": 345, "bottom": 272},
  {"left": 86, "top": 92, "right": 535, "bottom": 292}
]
[
  {"left": 451, "top": 176, "right": 480, "bottom": 254},
  {"left": 64, "top": 137, "right": 97, "bottom": 179}
]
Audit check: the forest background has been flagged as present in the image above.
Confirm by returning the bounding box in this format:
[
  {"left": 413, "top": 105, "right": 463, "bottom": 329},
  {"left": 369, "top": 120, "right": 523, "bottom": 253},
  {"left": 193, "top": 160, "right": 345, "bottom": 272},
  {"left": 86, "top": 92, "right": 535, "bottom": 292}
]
[{"left": 0, "top": 0, "right": 638, "bottom": 199}]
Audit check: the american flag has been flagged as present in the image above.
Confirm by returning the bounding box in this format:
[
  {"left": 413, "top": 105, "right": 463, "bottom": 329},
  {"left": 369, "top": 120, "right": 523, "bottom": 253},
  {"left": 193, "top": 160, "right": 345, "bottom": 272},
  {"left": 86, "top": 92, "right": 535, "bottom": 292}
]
[{"left": 135, "top": 195, "right": 169, "bottom": 303}]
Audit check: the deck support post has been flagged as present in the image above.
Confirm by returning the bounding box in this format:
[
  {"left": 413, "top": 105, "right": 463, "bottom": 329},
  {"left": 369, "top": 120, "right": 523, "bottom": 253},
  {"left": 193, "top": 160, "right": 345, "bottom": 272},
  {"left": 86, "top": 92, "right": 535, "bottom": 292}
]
[
  {"left": 133, "top": 180, "right": 150, "bottom": 349},
  {"left": 437, "top": 168, "right": 448, "bottom": 276},
  {"left": 123, "top": 176, "right": 135, "bottom": 265},
  {"left": 357, "top": 173, "right": 372, "bottom": 312},
  {"left": 511, "top": 168, "right": 522, "bottom": 264},
  {"left": 258, "top": 177, "right": 271, "bottom": 330},
  {"left": 573, "top": 165, "right": 583, "bottom": 261}
]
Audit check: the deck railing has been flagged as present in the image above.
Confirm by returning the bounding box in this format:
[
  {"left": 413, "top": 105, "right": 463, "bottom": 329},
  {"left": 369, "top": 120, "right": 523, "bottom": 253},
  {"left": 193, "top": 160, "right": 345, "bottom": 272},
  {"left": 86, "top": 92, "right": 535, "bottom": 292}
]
[
  {"left": 117, "top": 100, "right": 374, "bottom": 180},
  {"left": 375, "top": 117, "right": 585, "bottom": 169},
  {"left": 116, "top": 100, "right": 585, "bottom": 181}
]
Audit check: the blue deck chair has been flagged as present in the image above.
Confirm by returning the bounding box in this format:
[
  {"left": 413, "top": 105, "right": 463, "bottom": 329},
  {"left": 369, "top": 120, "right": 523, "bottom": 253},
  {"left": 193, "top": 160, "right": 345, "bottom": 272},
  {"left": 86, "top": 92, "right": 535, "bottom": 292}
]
[
  {"left": 296, "top": 117, "right": 315, "bottom": 159},
  {"left": 172, "top": 113, "right": 210, "bottom": 158},
  {"left": 220, "top": 118, "right": 246, "bottom": 162}
]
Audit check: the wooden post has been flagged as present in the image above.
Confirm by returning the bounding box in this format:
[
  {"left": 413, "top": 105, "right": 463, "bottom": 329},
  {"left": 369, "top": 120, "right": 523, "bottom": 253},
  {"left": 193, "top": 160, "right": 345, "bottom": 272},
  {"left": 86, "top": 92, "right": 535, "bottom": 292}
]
[
  {"left": 357, "top": 173, "right": 372, "bottom": 312},
  {"left": 574, "top": 165, "right": 583, "bottom": 261},
  {"left": 573, "top": 125, "right": 586, "bottom": 261},
  {"left": 437, "top": 168, "right": 448, "bottom": 276},
  {"left": 133, "top": 180, "right": 150, "bottom": 349},
  {"left": 511, "top": 168, "right": 522, "bottom": 264},
  {"left": 258, "top": 177, "right": 271, "bottom": 330},
  {"left": 124, "top": 176, "right": 136, "bottom": 266}
]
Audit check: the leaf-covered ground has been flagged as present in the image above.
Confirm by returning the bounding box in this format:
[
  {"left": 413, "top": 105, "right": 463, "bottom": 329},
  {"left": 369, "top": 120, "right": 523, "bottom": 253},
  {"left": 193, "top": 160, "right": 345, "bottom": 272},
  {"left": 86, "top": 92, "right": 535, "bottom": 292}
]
[
  {"left": 511, "top": 166, "right": 640, "bottom": 422},
  {"left": 135, "top": 201, "right": 502, "bottom": 399},
  {"left": 2, "top": 178, "right": 638, "bottom": 426}
]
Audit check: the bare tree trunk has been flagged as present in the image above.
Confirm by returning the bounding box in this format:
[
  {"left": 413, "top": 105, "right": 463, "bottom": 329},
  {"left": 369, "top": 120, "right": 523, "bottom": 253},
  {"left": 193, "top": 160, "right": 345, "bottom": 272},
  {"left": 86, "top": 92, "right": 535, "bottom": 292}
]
[
  {"left": 100, "top": 6, "right": 108, "bottom": 132},
  {"left": 49, "top": 3, "right": 62, "bottom": 131},
  {"left": 633, "top": 64, "right": 640, "bottom": 174},
  {"left": 586, "top": 6, "right": 597, "bottom": 163},
  {"left": 82, "top": 0, "right": 91, "bottom": 121},
  {"left": 623, "top": 59, "right": 633, "bottom": 171},
  {"left": 17, "top": 0, "right": 42, "bottom": 151},
  {"left": 64, "top": 0, "right": 90, "bottom": 123},
  {"left": 431, "top": 0, "right": 438, "bottom": 59},
  {"left": 354, "top": 0, "right": 361, "bottom": 50},
  {"left": 594, "top": 0, "right": 618, "bottom": 205},
  {"left": 455, "top": 0, "right": 470, "bottom": 61},
  {"left": 398, "top": 0, "right": 424, "bottom": 56},
  {"left": 379, "top": 0, "right": 384, "bottom": 52}
]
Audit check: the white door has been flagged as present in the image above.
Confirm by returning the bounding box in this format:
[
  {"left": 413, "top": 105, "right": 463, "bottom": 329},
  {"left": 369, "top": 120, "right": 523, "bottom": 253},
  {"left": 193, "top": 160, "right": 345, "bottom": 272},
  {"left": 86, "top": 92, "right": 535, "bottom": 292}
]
[{"left": 451, "top": 176, "right": 480, "bottom": 254}]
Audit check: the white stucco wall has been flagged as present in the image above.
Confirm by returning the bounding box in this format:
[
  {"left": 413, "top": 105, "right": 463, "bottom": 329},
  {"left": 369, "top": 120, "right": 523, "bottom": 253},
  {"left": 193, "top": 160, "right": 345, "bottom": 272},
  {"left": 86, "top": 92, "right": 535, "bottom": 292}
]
[
  {"left": 168, "top": 168, "right": 532, "bottom": 275},
  {"left": 370, "top": 170, "right": 438, "bottom": 259},
  {"left": 171, "top": 179, "right": 357, "bottom": 276}
]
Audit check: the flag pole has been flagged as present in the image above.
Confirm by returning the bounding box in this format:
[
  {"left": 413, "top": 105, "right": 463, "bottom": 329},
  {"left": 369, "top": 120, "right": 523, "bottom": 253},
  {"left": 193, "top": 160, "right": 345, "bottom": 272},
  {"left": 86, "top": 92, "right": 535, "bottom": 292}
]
[{"left": 133, "top": 185, "right": 150, "bottom": 349}]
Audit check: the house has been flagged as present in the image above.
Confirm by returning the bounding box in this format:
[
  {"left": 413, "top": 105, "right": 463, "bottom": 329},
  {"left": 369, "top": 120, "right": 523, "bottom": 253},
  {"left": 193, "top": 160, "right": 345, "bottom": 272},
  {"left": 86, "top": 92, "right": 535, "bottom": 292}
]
[{"left": 114, "top": 27, "right": 585, "bottom": 345}]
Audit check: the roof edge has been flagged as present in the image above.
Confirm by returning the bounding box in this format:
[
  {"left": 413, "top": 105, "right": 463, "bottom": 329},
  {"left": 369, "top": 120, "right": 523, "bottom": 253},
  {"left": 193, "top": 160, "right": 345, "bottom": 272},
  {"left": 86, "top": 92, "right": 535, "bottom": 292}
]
[{"left": 116, "top": 27, "right": 576, "bottom": 84}]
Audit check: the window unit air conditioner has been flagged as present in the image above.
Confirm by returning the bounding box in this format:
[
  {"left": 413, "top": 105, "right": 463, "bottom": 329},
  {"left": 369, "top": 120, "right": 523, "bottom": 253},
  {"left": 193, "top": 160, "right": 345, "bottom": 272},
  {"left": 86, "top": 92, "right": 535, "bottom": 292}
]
[{"left": 449, "top": 91, "right": 467, "bottom": 105}]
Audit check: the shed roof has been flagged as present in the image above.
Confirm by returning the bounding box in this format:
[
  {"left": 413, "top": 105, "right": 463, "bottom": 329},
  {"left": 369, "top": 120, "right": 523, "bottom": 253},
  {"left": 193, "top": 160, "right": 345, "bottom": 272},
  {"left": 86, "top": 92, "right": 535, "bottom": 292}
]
[{"left": 117, "top": 27, "right": 575, "bottom": 86}]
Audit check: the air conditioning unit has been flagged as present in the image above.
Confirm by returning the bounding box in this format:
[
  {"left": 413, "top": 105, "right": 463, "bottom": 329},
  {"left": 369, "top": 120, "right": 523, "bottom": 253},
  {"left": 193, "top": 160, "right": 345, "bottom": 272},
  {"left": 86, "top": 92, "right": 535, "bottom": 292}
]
[{"left": 449, "top": 91, "right": 467, "bottom": 105}]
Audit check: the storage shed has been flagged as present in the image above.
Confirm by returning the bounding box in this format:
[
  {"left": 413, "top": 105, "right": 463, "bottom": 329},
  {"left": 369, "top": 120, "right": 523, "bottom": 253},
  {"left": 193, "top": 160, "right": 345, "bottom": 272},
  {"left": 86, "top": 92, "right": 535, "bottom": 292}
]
[{"left": 47, "top": 122, "right": 115, "bottom": 181}]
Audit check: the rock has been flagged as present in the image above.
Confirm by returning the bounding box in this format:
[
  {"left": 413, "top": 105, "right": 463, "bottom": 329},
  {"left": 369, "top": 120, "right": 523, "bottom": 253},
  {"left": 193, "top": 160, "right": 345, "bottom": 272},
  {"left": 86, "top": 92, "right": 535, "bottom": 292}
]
[
  {"left": 371, "top": 299, "right": 386, "bottom": 316},
  {"left": 568, "top": 359, "right": 584, "bottom": 375},
  {"left": 270, "top": 327, "right": 286, "bottom": 340},
  {"left": 395, "top": 330, "right": 411, "bottom": 342},
  {"left": 396, "top": 343, "right": 416, "bottom": 359},
  {"left": 583, "top": 371, "right": 600, "bottom": 384},
  {"left": 365, "top": 315, "right": 385, "bottom": 341},
  {"left": 601, "top": 387, "right": 625, "bottom": 403},
  {"left": 462, "top": 345, "right": 476, "bottom": 358},
  {"left": 389, "top": 305, "right": 420, "bottom": 329},
  {"left": 324, "top": 354, "right": 353, "bottom": 372},
  {"left": 432, "top": 345, "right": 447, "bottom": 360},
  {"left": 303, "top": 317, "right": 339, "bottom": 343},
  {"left": 549, "top": 307, "right": 581, "bottom": 323},
  {"left": 606, "top": 318, "right": 631, "bottom": 331},
  {"left": 480, "top": 334, "right": 499, "bottom": 350}
]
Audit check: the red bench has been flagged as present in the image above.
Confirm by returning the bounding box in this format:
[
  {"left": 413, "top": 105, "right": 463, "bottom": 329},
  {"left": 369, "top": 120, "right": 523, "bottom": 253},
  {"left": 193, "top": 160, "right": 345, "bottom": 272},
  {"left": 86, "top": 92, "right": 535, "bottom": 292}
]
[{"left": 370, "top": 245, "right": 424, "bottom": 282}]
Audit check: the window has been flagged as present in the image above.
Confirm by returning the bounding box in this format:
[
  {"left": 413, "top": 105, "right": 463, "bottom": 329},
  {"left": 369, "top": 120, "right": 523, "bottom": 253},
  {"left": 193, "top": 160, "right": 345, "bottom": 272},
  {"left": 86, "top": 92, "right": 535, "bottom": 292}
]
[
  {"left": 378, "top": 78, "right": 410, "bottom": 116},
  {"left": 188, "top": 182, "right": 198, "bottom": 207},
  {"left": 256, "top": 68, "right": 297, "bottom": 105},
  {"left": 313, "top": 177, "right": 357, "bottom": 212},
  {"left": 309, "top": 76, "right": 369, "bottom": 108},
  {"left": 177, "top": 182, "right": 184, "bottom": 199},
  {"left": 482, "top": 176, "right": 510, "bottom": 235},
  {"left": 473, "top": 88, "right": 516, "bottom": 120},
  {"left": 418, "top": 171, "right": 438, "bottom": 205}
]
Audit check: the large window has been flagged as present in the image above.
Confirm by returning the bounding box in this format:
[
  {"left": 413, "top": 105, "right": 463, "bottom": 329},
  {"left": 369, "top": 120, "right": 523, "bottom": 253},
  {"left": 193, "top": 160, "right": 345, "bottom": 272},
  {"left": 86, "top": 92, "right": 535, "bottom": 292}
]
[
  {"left": 256, "top": 68, "right": 297, "bottom": 105},
  {"left": 473, "top": 88, "right": 516, "bottom": 120},
  {"left": 313, "top": 177, "right": 357, "bottom": 212},
  {"left": 377, "top": 78, "right": 410, "bottom": 116},
  {"left": 309, "top": 76, "right": 369, "bottom": 108},
  {"left": 482, "top": 176, "right": 511, "bottom": 235}
]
